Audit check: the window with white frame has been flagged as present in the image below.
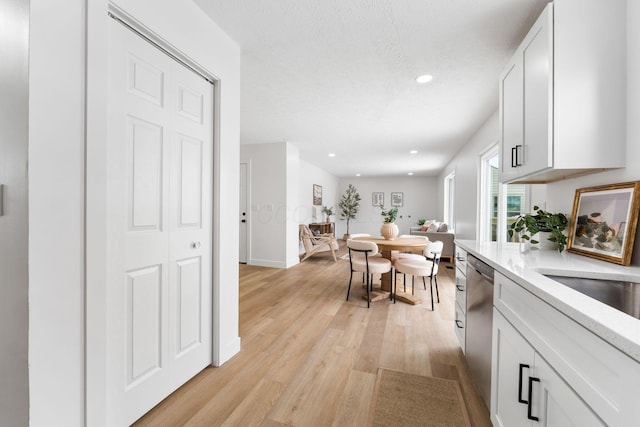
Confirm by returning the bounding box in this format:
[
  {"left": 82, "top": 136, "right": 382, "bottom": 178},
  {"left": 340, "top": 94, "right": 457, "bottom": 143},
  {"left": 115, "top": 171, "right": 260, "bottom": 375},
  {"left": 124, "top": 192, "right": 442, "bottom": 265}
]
[
  {"left": 479, "top": 144, "right": 529, "bottom": 241},
  {"left": 444, "top": 171, "right": 455, "bottom": 230},
  {"left": 479, "top": 146, "right": 499, "bottom": 241}
]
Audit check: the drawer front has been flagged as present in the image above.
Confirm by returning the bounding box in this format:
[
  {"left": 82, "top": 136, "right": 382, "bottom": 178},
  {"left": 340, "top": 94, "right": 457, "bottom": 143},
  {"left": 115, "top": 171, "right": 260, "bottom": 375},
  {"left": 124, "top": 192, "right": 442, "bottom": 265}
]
[
  {"left": 455, "top": 272, "right": 466, "bottom": 310},
  {"left": 494, "top": 271, "right": 640, "bottom": 425},
  {"left": 454, "top": 301, "right": 466, "bottom": 353},
  {"left": 455, "top": 248, "right": 467, "bottom": 273}
]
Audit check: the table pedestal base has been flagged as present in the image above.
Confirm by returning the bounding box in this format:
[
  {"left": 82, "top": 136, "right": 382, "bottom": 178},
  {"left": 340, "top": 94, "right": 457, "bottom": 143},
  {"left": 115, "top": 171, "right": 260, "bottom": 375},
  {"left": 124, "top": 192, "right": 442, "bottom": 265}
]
[
  {"left": 362, "top": 289, "right": 391, "bottom": 302},
  {"left": 361, "top": 285, "right": 421, "bottom": 305},
  {"left": 393, "top": 291, "right": 421, "bottom": 305}
]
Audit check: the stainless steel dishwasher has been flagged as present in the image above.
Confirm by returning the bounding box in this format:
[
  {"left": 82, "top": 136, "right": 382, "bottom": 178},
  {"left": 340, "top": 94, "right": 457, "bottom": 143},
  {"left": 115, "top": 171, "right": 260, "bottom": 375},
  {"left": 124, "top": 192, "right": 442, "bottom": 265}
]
[{"left": 466, "top": 254, "right": 494, "bottom": 408}]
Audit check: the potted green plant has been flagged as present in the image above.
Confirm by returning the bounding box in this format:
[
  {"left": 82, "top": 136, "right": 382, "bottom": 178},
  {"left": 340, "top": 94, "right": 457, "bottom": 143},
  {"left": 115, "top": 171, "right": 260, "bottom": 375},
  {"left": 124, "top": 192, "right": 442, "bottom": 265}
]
[
  {"left": 321, "top": 205, "right": 334, "bottom": 222},
  {"left": 381, "top": 207, "right": 399, "bottom": 223},
  {"left": 338, "top": 184, "right": 361, "bottom": 240},
  {"left": 380, "top": 206, "right": 399, "bottom": 240},
  {"left": 417, "top": 219, "right": 426, "bottom": 226},
  {"left": 508, "top": 206, "right": 569, "bottom": 252}
]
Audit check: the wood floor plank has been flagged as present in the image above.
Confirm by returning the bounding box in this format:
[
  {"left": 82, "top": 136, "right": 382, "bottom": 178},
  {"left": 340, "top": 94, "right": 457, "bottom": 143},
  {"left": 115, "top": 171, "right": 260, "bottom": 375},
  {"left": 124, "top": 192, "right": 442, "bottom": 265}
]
[
  {"left": 133, "top": 244, "right": 492, "bottom": 427},
  {"left": 220, "top": 378, "right": 287, "bottom": 427},
  {"left": 331, "top": 369, "right": 377, "bottom": 427}
]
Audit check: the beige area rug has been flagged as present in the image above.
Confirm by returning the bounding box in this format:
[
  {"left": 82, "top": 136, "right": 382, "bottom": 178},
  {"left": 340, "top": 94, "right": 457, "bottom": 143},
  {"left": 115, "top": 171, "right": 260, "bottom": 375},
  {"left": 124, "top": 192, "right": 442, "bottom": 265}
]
[{"left": 368, "top": 369, "right": 471, "bottom": 427}]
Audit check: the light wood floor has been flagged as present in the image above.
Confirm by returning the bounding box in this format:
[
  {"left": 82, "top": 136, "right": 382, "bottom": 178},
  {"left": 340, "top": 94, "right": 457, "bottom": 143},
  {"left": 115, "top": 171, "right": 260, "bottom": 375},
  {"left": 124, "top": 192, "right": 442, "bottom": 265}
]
[{"left": 134, "top": 244, "right": 492, "bottom": 426}]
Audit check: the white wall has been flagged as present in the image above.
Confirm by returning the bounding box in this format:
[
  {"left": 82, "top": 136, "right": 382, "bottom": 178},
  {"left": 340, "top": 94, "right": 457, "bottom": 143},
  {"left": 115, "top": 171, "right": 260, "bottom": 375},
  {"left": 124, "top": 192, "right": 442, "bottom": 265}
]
[
  {"left": 438, "top": 112, "right": 499, "bottom": 240},
  {"left": 29, "top": 1, "right": 86, "bottom": 424},
  {"left": 241, "top": 146, "right": 341, "bottom": 267},
  {"left": 29, "top": 0, "right": 241, "bottom": 425},
  {"left": 335, "top": 176, "right": 438, "bottom": 238},
  {"left": 296, "top": 159, "right": 339, "bottom": 224},
  {"left": 241, "top": 142, "right": 292, "bottom": 268},
  {"left": 286, "top": 145, "right": 303, "bottom": 265}
]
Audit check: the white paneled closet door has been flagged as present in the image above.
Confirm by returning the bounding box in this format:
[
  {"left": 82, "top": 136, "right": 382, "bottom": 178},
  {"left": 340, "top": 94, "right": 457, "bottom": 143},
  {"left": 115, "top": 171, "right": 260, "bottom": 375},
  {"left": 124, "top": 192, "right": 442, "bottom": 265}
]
[{"left": 107, "top": 18, "right": 213, "bottom": 425}]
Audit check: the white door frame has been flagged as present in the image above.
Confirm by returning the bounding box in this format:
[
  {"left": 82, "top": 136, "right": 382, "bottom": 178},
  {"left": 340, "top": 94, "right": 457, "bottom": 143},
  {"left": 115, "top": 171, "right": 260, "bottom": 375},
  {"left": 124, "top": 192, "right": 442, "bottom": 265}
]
[{"left": 85, "top": 6, "right": 222, "bottom": 425}]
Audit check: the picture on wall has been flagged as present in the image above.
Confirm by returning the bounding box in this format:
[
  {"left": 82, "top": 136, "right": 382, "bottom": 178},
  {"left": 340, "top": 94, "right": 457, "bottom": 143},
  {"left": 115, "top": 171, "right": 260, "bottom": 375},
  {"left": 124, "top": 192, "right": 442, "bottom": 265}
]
[
  {"left": 313, "top": 184, "right": 323, "bottom": 206},
  {"left": 567, "top": 181, "right": 640, "bottom": 265},
  {"left": 372, "top": 192, "right": 384, "bottom": 206},
  {"left": 391, "top": 192, "right": 403, "bottom": 207}
]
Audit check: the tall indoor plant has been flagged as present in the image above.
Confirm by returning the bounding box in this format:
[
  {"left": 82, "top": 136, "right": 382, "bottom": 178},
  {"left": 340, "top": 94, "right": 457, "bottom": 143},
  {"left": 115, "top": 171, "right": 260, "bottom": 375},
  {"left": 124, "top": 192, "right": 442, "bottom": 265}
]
[
  {"left": 338, "top": 184, "right": 361, "bottom": 240},
  {"left": 508, "top": 206, "right": 569, "bottom": 252}
]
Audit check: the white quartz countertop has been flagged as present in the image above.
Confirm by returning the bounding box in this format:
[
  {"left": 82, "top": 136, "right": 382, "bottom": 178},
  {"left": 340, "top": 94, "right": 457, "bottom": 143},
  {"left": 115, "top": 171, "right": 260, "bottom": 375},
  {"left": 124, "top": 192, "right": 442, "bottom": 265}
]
[{"left": 456, "top": 240, "right": 640, "bottom": 363}]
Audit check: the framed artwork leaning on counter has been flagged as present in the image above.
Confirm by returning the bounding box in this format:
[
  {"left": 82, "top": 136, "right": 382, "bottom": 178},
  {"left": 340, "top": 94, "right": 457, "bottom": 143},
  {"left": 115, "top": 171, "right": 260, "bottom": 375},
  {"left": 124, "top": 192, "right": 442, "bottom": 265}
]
[{"left": 567, "top": 181, "right": 640, "bottom": 265}]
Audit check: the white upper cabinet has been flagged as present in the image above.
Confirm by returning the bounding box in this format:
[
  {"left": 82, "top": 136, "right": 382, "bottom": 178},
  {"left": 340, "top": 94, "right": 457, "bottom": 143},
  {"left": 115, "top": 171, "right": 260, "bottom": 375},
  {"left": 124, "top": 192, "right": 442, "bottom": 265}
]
[{"left": 500, "top": 0, "right": 626, "bottom": 184}]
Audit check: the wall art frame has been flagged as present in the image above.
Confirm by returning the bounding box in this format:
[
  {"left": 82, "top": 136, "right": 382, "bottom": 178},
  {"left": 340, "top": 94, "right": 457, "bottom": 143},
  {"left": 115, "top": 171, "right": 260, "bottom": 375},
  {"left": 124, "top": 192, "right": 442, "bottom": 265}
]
[
  {"left": 313, "top": 184, "right": 323, "bottom": 206},
  {"left": 391, "top": 192, "right": 403, "bottom": 207},
  {"left": 372, "top": 192, "right": 384, "bottom": 207}
]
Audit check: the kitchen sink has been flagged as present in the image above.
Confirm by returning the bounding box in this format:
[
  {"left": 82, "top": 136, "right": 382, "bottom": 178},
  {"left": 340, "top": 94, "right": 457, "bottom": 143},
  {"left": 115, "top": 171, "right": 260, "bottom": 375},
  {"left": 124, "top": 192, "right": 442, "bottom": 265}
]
[{"left": 544, "top": 275, "right": 640, "bottom": 319}]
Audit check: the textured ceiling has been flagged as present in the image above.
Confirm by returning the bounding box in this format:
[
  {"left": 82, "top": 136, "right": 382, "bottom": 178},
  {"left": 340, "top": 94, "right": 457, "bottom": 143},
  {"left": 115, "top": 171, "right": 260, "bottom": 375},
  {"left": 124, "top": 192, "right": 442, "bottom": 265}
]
[{"left": 195, "top": 0, "right": 549, "bottom": 177}]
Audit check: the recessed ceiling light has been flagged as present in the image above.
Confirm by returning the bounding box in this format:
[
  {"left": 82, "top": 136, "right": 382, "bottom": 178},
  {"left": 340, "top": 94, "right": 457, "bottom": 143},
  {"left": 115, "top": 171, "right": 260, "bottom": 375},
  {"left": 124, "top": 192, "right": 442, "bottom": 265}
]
[
  {"left": 408, "top": 172, "right": 414, "bottom": 176},
  {"left": 416, "top": 74, "right": 433, "bottom": 84},
  {"left": 356, "top": 173, "right": 361, "bottom": 177},
  {"left": 328, "top": 153, "right": 336, "bottom": 157},
  {"left": 410, "top": 150, "right": 418, "bottom": 154}
]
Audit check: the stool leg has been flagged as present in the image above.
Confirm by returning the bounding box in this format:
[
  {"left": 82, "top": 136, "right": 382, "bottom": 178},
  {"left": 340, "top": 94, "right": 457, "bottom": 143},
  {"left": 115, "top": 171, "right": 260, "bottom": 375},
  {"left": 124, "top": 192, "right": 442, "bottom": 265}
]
[
  {"left": 429, "top": 277, "right": 434, "bottom": 311},
  {"left": 347, "top": 271, "right": 354, "bottom": 301},
  {"left": 366, "top": 272, "right": 370, "bottom": 308},
  {"left": 392, "top": 270, "right": 396, "bottom": 303}
]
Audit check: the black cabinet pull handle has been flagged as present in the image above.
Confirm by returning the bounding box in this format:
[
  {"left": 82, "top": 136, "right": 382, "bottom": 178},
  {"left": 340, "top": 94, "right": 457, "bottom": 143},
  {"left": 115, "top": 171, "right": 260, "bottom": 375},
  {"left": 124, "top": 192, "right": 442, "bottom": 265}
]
[
  {"left": 455, "top": 285, "right": 464, "bottom": 291},
  {"left": 515, "top": 144, "right": 523, "bottom": 166},
  {"left": 518, "top": 364, "right": 530, "bottom": 404},
  {"left": 511, "top": 146, "right": 517, "bottom": 167},
  {"left": 455, "top": 320, "right": 464, "bottom": 329},
  {"left": 527, "top": 376, "right": 540, "bottom": 421}
]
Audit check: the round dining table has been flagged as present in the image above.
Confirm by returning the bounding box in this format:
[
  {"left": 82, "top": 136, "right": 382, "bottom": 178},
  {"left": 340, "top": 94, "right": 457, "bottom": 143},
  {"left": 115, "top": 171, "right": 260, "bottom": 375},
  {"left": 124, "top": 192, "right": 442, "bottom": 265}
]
[{"left": 352, "top": 235, "right": 428, "bottom": 305}]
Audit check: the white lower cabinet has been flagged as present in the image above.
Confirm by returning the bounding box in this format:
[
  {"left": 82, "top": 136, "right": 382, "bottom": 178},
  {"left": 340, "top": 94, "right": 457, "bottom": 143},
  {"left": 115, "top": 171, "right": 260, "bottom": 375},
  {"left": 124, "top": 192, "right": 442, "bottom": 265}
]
[
  {"left": 492, "top": 271, "right": 640, "bottom": 426},
  {"left": 492, "top": 310, "right": 604, "bottom": 426}
]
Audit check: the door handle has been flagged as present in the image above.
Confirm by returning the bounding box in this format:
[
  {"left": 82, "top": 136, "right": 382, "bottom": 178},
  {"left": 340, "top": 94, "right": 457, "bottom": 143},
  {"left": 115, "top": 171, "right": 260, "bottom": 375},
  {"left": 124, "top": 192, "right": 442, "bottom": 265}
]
[
  {"left": 191, "top": 242, "right": 201, "bottom": 249},
  {"left": 518, "top": 364, "right": 530, "bottom": 404},
  {"left": 511, "top": 145, "right": 522, "bottom": 167},
  {"left": 455, "top": 320, "right": 464, "bottom": 329},
  {"left": 527, "top": 376, "right": 540, "bottom": 421},
  {"left": 455, "top": 285, "right": 465, "bottom": 291},
  {"left": 0, "top": 184, "right": 4, "bottom": 216}
]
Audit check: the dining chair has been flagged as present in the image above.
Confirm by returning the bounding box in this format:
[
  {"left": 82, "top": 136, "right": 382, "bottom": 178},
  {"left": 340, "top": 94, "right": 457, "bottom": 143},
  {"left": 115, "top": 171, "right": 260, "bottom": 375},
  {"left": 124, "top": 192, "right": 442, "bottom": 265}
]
[
  {"left": 346, "top": 239, "right": 393, "bottom": 308},
  {"left": 349, "top": 234, "right": 382, "bottom": 283},
  {"left": 391, "top": 235, "right": 429, "bottom": 292},
  {"left": 392, "top": 240, "right": 443, "bottom": 310}
]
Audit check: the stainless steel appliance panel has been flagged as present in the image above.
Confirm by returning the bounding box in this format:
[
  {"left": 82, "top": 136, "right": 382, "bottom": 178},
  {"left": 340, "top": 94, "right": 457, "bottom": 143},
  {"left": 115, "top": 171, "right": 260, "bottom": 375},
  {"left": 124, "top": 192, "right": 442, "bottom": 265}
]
[{"left": 466, "top": 254, "right": 494, "bottom": 408}]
